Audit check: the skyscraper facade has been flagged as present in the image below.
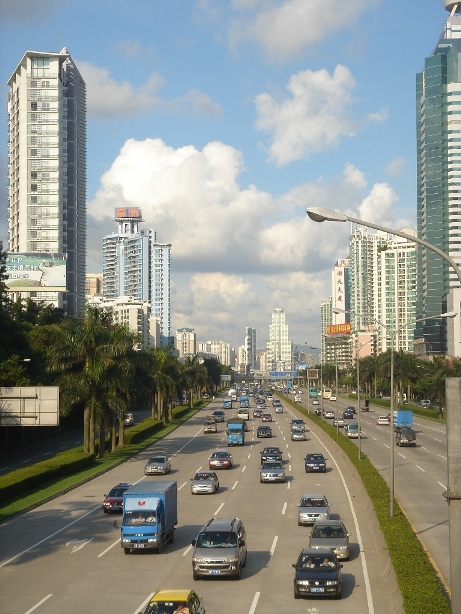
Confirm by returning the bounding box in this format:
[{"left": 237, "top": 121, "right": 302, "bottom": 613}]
[
  {"left": 7, "top": 48, "right": 86, "bottom": 315},
  {"left": 266, "top": 308, "right": 292, "bottom": 371},
  {"left": 244, "top": 327, "right": 257, "bottom": 371},
  {"left": 416, "top": 2, "right": 461, "bottom": 352},
  {"left": 102, "top": 208, "right": 171, "bottom": 345}
]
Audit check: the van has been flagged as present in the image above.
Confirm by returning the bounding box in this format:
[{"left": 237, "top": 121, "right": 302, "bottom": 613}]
[{"left": 191, "top": 517, "right": 247, "bottom": 579}]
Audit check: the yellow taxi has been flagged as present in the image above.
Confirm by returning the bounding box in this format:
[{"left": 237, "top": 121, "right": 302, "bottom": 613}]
[{"left": 141, "top": 589, "right": 205, "bottom": 614}]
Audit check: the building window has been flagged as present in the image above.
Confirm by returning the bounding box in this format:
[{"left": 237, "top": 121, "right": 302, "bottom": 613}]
[
  {"left": 31, "top": 149, "right": 38, "bottom": 156},
  {"left": 31, "top": 102, "right": 37, "bottom": 111},
  {"left": 31, "top": 184, "right": 37, "bottom": 192}
]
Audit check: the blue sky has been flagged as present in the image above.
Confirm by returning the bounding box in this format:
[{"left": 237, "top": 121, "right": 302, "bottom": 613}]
[{"left": 0, "top": 0, "right": 448, "bottom": 349}]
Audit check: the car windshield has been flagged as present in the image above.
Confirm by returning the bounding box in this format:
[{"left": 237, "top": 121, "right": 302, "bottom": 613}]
[
  {"left": 301, "top": 498, "right": 327, "bottom": 507},
  {"left": 149, "top": 457, "right": 166, "bottom": 464},
  {"left": 299, "top": 554, "right": 337, "bottom": 570},
  {"left": 123, "top": 510, "right": 156, "bottom": 524},
  {"left": 145, "top": 602, "right": 190, "bottom": 614},
  {"left": 307, "top": 455, "right": 323, "bottom": 461},
  {"left": 311, "top": 525, "right": 345, "bottom": 538},
  {"left": 196, "top": 531, "right": 238, "bottom": 548},
  {"left": 213, "top": 452, "right": 229, "bottom": 458},
  {"left": 107, "top": 487, "right": 127, "bottom": 498},
  {"left": 194, "top": 473, "right": 215, "bottom": 481},
  {"left": 262, "top": 462, "right": 282, "bottom": 469}
]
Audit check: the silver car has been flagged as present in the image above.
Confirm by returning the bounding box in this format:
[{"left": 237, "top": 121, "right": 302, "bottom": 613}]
[
  {"left": 191, "top": 471, "right": 219, "bottom": 494},
  {"left": 297, "top": 493, "right": 330, "bottom": 526},
  {"left": 308, "top": 519, "right": 351, "bottom": 560},
  {"left": 144, "top": 454, "right": 171, "bottom": 475},
  {"left": 260, "top": 460, "right": 286, "bottom": 483},
  {"left": 291, "top": 428, "right": 307, "bottom": 441}
]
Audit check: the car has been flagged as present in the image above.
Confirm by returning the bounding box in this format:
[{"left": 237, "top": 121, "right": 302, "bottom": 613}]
[
  {"left": 212, "top": 410, "right": 225, "bottom": 422},
  {"left": 260, "top": 460, "right": 286, "bottom": 483},
  {"left": 418, "top": 399, "right": 431, "bottom": 408},
  {"left": 141, "top": 589, "right": 206, "bottom": 614},
  {"left": 377, "top": 415, "right": 390, "bottom": 425},
  {"left": 294, "top": 395, "right": 301, "bottom": 402},
  {"left": 262, "top": 412, "right": 273, "bottom": 422},
  {"left": 123, "top": 413, "right": 134, "bottom": 426},
  {"left": 256, "top": 400, "right": 266, "bottom": 410},
  {"left": 144, "top": 454, "right": 171, "bottom": 475},
  {"left": 297, "top": 493, "right": 330, "bottom": 526},
  {"left": 312, "top": 399, "right": 320, "bottom": 405},
  {"left": 293, "top": 548, "right": 342, "bottom": 599},
  {"left": 291, "top": 428, "right": 307, "bottom": 441},
  {"left": 291, "top": 418, "right": 305, "bottom": 432},
  {"left": 261, "top": 446, "right": 283, "bottom": 462},
  {"left": 323, "top": 409, "right": 335, "bottom": 419},
  {"left": 191, "top": 471, "right": 219, "bottom": 494},
  {"left": 202, "top": 393, "right": 210, "bottom": 399},
  {"left": 333, "top": 417, "right": 346, "bottom": 428},
  {"left": 343, "top": 409, "right": 354, "bottom": 419},
  {"left": 102, "top": 482, "right": 130, "bottom": 513},
  {"left": 345, "top": 405, "right": 357, "bottom": 414},
  {"left": 274, "top": 405, "right": 283, "bottom": 413},
  {"left": 204, "top": 419, "right": 217, "bottom": 433},
  {"left": 329, "top": 395, "right": 337, "bottom": 401},
  {"left": 208, "top": 449, "right": 233, "bottom": 469},
  {"left": 308, "top": 518, "right": 351, "bottom": 560},
  {"left": 237, "top": 408, "right": 249, "bottom": 420},
  {"left": 314, "top": 407, "right": 322, "bottom": 416},
  {"left": 192, "top": 517, "right": 247, "bottom": 579},
  {"left": 257, "top": 425, "right": 273, "bottom": 438},
  {"left": 305, "top": 453, "right": 327, "bottom": 473},
  {"left": 253, "top": 408, "right": 263, "bottom": 418}
]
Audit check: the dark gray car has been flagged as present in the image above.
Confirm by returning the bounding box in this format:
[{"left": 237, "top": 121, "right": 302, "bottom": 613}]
[
  {"left": 297, "top": 493, "right": 330, "bottom": 526},
  {"left": 308, "top": 519, "right": 350, "bottom": 560}
]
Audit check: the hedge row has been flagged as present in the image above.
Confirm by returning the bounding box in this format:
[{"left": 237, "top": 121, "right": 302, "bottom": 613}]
[{"left": 283, "top": 396, "right": 451, "bottom": 614}]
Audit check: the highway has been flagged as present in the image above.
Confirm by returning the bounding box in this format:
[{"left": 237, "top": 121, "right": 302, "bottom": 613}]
[
  {"left": 0, "top": 395, "right": 399, "bottom": 614},
  {"left": 301, "top": 393, "right": 450, "bottom": 590}
]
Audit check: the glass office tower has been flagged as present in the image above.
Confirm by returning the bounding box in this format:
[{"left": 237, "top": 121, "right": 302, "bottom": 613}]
[{"left": 416, "top": 2, "right": 461, "bottom": 352}]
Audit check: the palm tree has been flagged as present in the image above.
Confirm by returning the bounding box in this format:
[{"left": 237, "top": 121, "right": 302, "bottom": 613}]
[{"left": 149, "top": 347, "right": 179, "bottom": 423}]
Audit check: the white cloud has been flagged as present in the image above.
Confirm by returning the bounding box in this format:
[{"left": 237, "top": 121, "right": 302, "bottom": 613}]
[
  {"left": 367, "top": 108, "right": 388, "bottom": 123},
  {"left": 386, "top": 157, "right": 405, "bottom": 177},
  {"left": 255, "top": 66, "right": 357, "bottom": 166},
  {"left": 77, "top": 61, "right": 221, "bottom": 119},
  {"left": 87, "top": 137, "right": 399, "bottom": 347},
  {"left": 227, "top": 0, "right": 374, "bottom": 60}
]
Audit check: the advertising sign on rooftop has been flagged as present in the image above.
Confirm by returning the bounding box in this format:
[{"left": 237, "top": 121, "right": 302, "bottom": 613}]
[
  {"left": 5, "top": 253, "right": 67, "bottom": 292},
  {"left": 326, "top": 322, "right": 351, "bottom": 335}
]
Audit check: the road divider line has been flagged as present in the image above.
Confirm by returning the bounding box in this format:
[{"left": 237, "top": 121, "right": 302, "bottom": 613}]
[
  {"left": 282, "top": 502, "right": 287, "bottom": 515},
  {"left": 270, "top": 535, "right": 278, "bottom": 556},
  {"left": 286, "top": 481, "right": 290, "bottom": 489},
  {"left": 134, "top": 592, "right": 155, "bottom": 614},
  {"left": 416, "top": 465, "right": 425, "bottom": 472},
  {"left": 398, "top": 453, "right": 406, "bottom": 458},
  {"left": 178, "top": 481, "right": 188, "bottom": 491},
  {"left": 183, "top": 545, "right": 193, "bottom": 556},
  {"left": 214, "top": 503, "right": 225, "bottom": 516},
  {"left": 241, "top": 465, "right": 247, "bottom": 472},
  {"left": 98, "top": 538, "right": 120, "bottom": 557},
  {"left": 438, "top": 481, "right": 447, "bottom": 489},
  {"left": 437, "top": 453, "right": 447, "bottom": 460},
  {"left": 232, "top": 481, "right": 238, "bottom": 490},
  {"left": 24, "top": 594, "right": 53, "bottom": 613},
  {"left": 249, "top": 592, "right": 260, "bottom": 614}
]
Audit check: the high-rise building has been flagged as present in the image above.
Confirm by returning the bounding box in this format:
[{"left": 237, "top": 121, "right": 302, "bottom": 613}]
[
  {"left": 7, "top": 48, "right": 86, "bottom": 315},
  {"left": 324, "top": 258, "right": 352, "bottom": 369},
  {"left": 102, "top": 208, "right": 171, "bottom": 346},
  {"left": 415, "top": 2, "right": 461, "bottom": 353},
  {"left": 197, "top": 340, "right": 235, "bottom": 367},
  {"left": 266, "top": 308, "right": 292, "bottom": 371},
  {"left": 244, "top": 327, "right": 257, "bottom": 371},
  {"left": 176, "top": 328, "right": 196, "bottom": 357},
  {"left": 85, "top": 273, "right": 103, "bottom": 297}
]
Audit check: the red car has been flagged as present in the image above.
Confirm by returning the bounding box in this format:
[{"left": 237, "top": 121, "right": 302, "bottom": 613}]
[
  {"left": 208, "top": 450, "right": 233, "bottom": 469},
  {"left": 262, "top": 413, "right": 273, "bottom": 422},
  {"left": 102, "top": 482, "right": 130, "bottom": 513}
]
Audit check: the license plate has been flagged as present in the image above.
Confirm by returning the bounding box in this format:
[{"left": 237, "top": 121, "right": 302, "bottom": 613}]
[
  {"left": 209, "top": 570, "right": 221, "bottom": 575},
  {"left": 311, "top": 587, "right": 324, "bottom": 593},
  {"left": 134, "top": 544, "right": 145, "bottom": 548}
]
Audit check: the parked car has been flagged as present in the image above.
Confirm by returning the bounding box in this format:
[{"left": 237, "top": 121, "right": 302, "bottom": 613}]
[
  {"left": 261, "top": 446, "right": 283, "bottom": 462},
  {"left": 297, "top": 493, "right": 330, "bottom": 526},
  {"left": 257, "top": 425, "right": 273, "bottom": 438},
  {"left": 123, "top": 413, "right": 134, "bottom": 426},
  {"left": 209, "top": 449, "right": 233, "bottom": 469},
  {"left": 305, "top": 453, "right": 327, "bottom": 473},
  {"left": 190, "top": 471, "right": 219, "bottom": 494},
  {"left": 308, "top": 518, "right": 351, "bottom": 560},
  {"left": 144, "top": 454, "right": 171, "bottom": 475},
  {"left": 141, "top": 589, "right": 206, "bottom": 614},
  {"left": 102, "top": 482, "right": 130, "bottom": 513},
  {"left": 260, "top": 460, "right": 286, "bottom": 483},
  {"left": 377, "top": 415, "right": 390, "bottom": 425},
  {"left": 293, "top": 548, "right": 342, "bottom": 599}
]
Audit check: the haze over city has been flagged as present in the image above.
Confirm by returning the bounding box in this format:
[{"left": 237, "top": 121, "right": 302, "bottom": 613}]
[{"left": 0, "top": 0, "right": 445, "bottom": 347}]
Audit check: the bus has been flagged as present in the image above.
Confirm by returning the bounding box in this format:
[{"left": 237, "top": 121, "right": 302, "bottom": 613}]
[
  {"left": 309, "top": 387, "right": 319, "bottom": 399},
  {"left": 323, "top": 388, "right": 332, "bottom": 400}
]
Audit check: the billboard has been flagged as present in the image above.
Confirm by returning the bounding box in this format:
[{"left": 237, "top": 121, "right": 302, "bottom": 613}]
[
  {"left": 326, "top": 322, "right": 351, "bottom": 335},
  {"left": 5, "top": 253, "right": 67, "bottom": 292},
  {"left": 307, "top": 369, "right": 319, "bottom": 380}
]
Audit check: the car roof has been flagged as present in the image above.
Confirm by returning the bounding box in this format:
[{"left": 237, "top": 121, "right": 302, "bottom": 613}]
[
  {"left": 299, "top": 547, "right": 337, "bottom": 557},
  {"left": 201, "top": 517, "right": 240, "bottom": 531},
  {"left": 313, "top": 518, "right": 343, "bottom": 526},
  {"left": 301, "top": 493, "right": 327, "bottom": 499},
  {"left": 151, "top": 589, "right": 194, "bottom": 601}
]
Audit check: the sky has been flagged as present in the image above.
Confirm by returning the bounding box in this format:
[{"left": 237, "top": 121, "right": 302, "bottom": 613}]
[{"left": 0, "top": 0, "right": 449, "bottom": 350}]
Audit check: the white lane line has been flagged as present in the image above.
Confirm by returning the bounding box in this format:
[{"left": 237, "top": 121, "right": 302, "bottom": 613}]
[
  {"left": 282, "top": 502, "right": 287, "bottom": 515},
  {"left": 214, "top": 503, "right": 225, "bottom": 516},
  {"left": 22, "top": 458, "right": 33, "bottom": 464},
  {"left": 248, "top": 454, "right": 251, "bottom": 459},
  {"left": 183, "top": 544, "right": 193, "bottom": 556},
  {"left": 133, "top": 593, "right": 155, "bottom": 614},
  {"left": 372, "top": 437, "right": 377, "bottom": 441},
  {"left": 438, "top": 482, "right": 447, "bottom": 489},
  {"left": 249, "top": 592, "right": 261, "bottom": 614},
  {"left": 24, "top": 594, "right": 53, "bottom": 613},
  {"left": 0, "top": 505, "right": 100, "bottom": 568},
  {"left": 0, "top": 466, "right": 8, "bottom": 471},
  {"left": 232, "top": 481, "right": 238, "bottom": 490},
  {"left": 398, "top": 453, "right": 406, "bottom": 459},
  {"left": 289, "top": 464, "right": 292, "bottom": 472},
  {"left": 270, "top": 535, "right": 278, "bottom": 556},
  {"left": 437, "top": 453, "right": 447, "bottom": 460},
  {"left": 287, "top": 452, "right": 291, "bottom": 459},
  {"left": 43, "top": 451, "right": 52, "bottom": 456},
  {"left": 241, "top": 465, "right": 247, "bottom": 472},
  {"left": 434, "top": 438, "right": 442, "bottom": 442},
  {"left": 286, "top": 481, "right": 290, "bottom": 490},
  {"left": 384, "top": 444, "right": 390, "bottom": 449},
  {"left": 98, "top": 538, "right": 120, "bottom": 557},
  {"left": 416, "top": 465, "right": 425, "bottom": 472},
  {"left": 178, "top": 481, "right": 188, "bottom": 491}
]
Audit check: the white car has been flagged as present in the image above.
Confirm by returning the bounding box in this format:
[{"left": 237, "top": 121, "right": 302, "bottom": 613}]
[
  {"left": 312, "top": 399, "right": 320, "bottom": 405},
  {"left": 330, "top": 395, "right": 337, "bottom": 401},
  {"left": 377, "top": 415, "right": 390, "bottom": 425}
]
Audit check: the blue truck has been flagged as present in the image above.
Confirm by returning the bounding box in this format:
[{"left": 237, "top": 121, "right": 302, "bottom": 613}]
[
  {"left": 121, "top": 480, "right": 177, "bottom": 554},
  {"left": 227, "top": 417, "right": 245, "bottom": 446},
  {"left": 223, "top": 398, "right": 233, "bottom": 409},
  {"left": 394, "top": 410, "right": 413, "bottom": 429},
  {"left": 239, "top": 395, "right": 250, "bottom": 408}
]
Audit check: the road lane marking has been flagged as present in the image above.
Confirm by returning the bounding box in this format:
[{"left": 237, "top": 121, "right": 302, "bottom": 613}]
[
  {"left": 43, "top": 451, "right": 52, "bottom": 456},
  {"left": 286, "top": 481, "right": 290, "bottom": 489},
  {"left": 178, "top": 481, "right": 188, "bottom": 491},
  {"left": 183, "top": 545, "right": 193, "bottom": 556},
  {"left": 66, "top": 538, "right": 93, "bottom": 552},
  {"left": 98, "top": 538, "right": 121, "bottom": 557},
  {"left": 287, "top": 452, "right": 291, "bottom": 459},
  {"left": 438, "top": 482, "right": 447, "bottom": 489},
  {"left": 248, "top": 454, "right": 251, "bottom": 459},
  {"left": 398, "top": 453, "right": 406, "bottom": 459},
  {"left": 22, "top": 458, "right": 33, "bottom": 464},
  {"left": 282, "top": 502, "right": 287, "bottom": 514},
  {"left": 289, "top": 464, "right": 292, "bottom": 471},
  {"left": 0, "top": 505, "right": 100, "bottom": 568},
  {"left": 270, "top": 535, "right": 278, "bottom": 555},
  {"left": 214, "top": 503, "right": 225, "bottom": 516},
  {"left": 249, "top": 592, "right": 260, "bottom": 614},
  {"left": 232, "top": 481, "right": 238, "bottom": 490},
  {"left": 384, "top": 444, "right": 390, "bottom": 448},
  {"left": 416, "top": 465, "right": 425, "bottom": 472},
  {"left": 241, "top": 465, "right": 247, "bottom": 472},
  {"left": 24, "top": 594, "right": 53, "bottom": 613},
  {"left": 437, "top": 453, "right": 447, "bottom": 460}
]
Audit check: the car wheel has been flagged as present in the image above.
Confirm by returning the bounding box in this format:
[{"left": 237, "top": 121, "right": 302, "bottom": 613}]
[
  {"left": 123, "top": 548, "right": 130, "bottom": 554},
  {"left": 233, "top": 565, "right": 241, "bottom": 580},
  {"left": 335, "top": 590, "right": 342, "bottom": 599},
  {"left": 242, "top": 551, "right": 247, "bottom": 567},
  {"left": 294, "top": 589, "right": 300, "bottom": 599},
  {"left": 193, "top": 572, "right": 200, "bottom": 581},
  {"left": 103, "top": 509, "right": 108, "bottom": 513}
]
